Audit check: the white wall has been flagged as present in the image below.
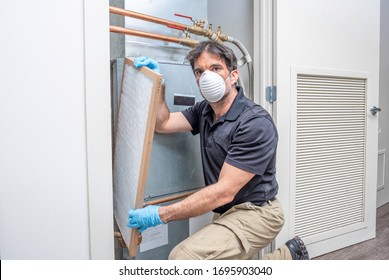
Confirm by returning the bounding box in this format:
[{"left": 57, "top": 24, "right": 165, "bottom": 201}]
[
  {"left": 0, "top": 0, "right": 113, "bottom": 259},
  {"left": 378, "top": 0, "right": 389, "bottom": 207},
  {"left": 274, "top": 0, "right": 380, "bottom": 257}
]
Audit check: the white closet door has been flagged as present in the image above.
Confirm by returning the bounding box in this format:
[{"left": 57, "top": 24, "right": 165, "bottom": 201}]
[{"left": 274, "top": 0, "right": 380, "bottom": 258}]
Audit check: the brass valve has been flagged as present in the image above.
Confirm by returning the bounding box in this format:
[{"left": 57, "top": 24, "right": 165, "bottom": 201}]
[
  {"left": 180, "top": 37, "right": 200, "bottom": 48},
  {"left": 197, "top": 20, "right": 206, "bottom": 28},
  {"left": 216, "top": 26, "right": 229, "bottom": 42}
]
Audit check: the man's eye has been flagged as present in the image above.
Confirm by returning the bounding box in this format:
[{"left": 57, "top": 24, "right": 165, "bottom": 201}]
[{"left": 195, "top": 70, "right": 203, "bottom": 77}]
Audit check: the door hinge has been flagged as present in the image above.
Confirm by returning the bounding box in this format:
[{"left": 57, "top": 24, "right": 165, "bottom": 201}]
[{"left": 266, "top": 86, "right": 277, "bottom": 103}]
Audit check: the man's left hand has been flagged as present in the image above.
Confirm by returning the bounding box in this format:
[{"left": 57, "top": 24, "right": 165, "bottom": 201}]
[{"left": 134, "top": 56, "right": 161, "bottom": 74}]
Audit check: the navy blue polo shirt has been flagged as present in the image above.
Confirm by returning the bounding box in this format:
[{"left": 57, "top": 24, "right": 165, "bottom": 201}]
[{"left": 182, "top": 86, "right": 279, "bottom": 214}]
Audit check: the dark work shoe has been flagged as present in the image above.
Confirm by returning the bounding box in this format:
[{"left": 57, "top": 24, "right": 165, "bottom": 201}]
[{"left": 285, "top": 236, "right": 310, "bottom": 260}]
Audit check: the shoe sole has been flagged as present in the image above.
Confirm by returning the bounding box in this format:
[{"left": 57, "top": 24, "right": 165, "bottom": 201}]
[{"left": 294, "top": 236, "right": 310, "bottom": 260}]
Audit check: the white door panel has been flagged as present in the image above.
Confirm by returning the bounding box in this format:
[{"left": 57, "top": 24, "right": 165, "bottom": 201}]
[{"left": 274, "top": 0, "right": 380, "bottom": 258}]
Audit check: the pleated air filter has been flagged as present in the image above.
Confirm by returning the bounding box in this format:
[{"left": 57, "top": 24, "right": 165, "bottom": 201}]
[
  {"left": 113, "top": 58, "right": 163, "bottom": 256},
  {"left": 293, "top": 73, "right": 367, "bottom": 239}
]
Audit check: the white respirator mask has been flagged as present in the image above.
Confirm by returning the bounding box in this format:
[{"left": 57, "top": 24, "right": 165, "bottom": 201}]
[{"left": 199, "top": 70, "right": 230, "bottom": 103}]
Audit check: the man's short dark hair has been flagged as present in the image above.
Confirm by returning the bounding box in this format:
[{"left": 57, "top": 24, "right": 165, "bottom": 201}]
[{"left": 186, "top": 40, "right": 238, "bottom": 73}]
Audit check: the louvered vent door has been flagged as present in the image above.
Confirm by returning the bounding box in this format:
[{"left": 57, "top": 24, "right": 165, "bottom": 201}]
[{"left": 292, "top": 73, "right": 367, "bottom": 240}]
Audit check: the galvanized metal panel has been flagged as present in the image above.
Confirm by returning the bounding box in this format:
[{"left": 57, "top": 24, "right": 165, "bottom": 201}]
[{"left": 144, "top": 62, "right": 204, "bottom": 202}]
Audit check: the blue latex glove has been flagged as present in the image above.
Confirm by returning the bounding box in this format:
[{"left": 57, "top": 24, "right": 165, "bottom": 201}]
[
  {"left": 134, "top": 56, "right": 161, "bottom": 74},
  {"left": 127, "top": 205, "right": 164, "bottom": 233}
]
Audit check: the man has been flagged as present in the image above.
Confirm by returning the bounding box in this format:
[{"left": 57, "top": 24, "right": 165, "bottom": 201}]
[{"left": 128, "top": 40, "right": 309, "bottom": 260}]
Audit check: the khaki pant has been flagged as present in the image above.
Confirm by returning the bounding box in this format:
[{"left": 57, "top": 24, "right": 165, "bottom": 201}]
[{"left": 168, "top": 199, "right": 292, "bottom": 260}]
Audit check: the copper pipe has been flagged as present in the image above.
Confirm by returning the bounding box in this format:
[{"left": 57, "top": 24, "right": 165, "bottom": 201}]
[
  {"left": 143, "top": 190, "right": 197, "bottom": 207},
  {"left": 110, "top": 6, "right": 187, "bottom": 30},
  {"left": 109, "top": 6, "right": 227, "bottom": 43},
  {"left": 110, "top": 25, "right": 180, "bottom": 43},
  {"left": 114, "top": 231, "right": 142, "bottom": 247},
  {"left": 114, "top": 231, "right": 127, "bottom": 248},
  {"left": 110, "top": 25, "right": 198, "bottom": 48}
]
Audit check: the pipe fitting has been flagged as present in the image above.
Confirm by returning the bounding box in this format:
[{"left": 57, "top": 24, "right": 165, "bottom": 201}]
[{"left": 180, "top": 37, "right": 200, "bottom": 48}]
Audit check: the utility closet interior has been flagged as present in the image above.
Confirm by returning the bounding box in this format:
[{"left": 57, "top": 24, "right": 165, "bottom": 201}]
[{"left": 109, "top": 0, "right": 255, "bottom": 260}]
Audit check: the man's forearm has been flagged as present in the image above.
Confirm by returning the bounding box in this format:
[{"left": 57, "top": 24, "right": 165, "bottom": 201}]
[
  {"left": 158, "top": 182, "right": 233, "bottom": 223},
  {"left": 157, "top": 162, "right": 256, "bottom": 223},
  {"left": 154, "top": 85, "right": 193, "bottom": 133},
  {"left": 155, "top": 85, "right": 170, "bottom": 133}
]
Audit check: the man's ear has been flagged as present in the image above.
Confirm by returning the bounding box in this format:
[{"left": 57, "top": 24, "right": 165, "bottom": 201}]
[{"left": 230, "top": 69, "right": 239, "bottom": 84}]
